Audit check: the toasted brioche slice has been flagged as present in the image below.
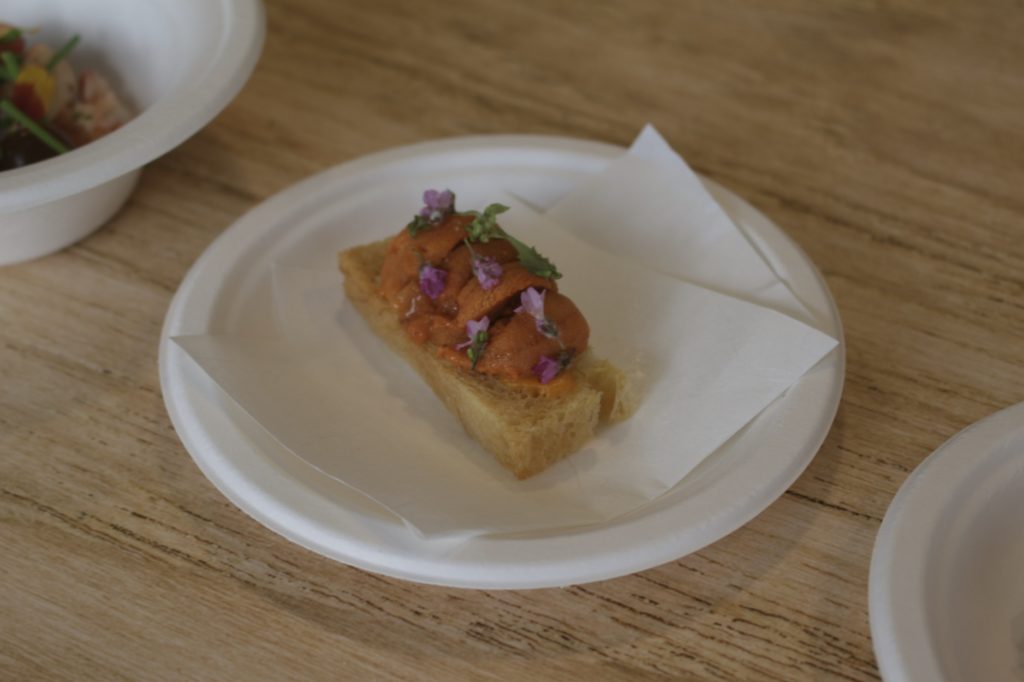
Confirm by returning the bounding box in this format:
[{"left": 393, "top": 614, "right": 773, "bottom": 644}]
[{"left": 339, "top": 239, "right": 636, "bottom": 479}]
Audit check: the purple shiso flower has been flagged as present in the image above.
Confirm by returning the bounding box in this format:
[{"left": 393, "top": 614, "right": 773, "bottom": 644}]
[
  {"left": 514, "top": 286, "right": 558, "bottom": 338},
  {"left": 418, "top": 263, "right": 447, "bottom": 300},
  {"left": 472, "top": 256, "right": 503, "bottom": 290},
  {"left": 515, "top": 286, "right": 545, "bottom": 318},
  {"left": 532, "top": 355, "right": 560, "bottom": 384},
  {"left": 419, "top": 189, "right": 455, "bottom": 223},
  {"left": 456, "top": 316, "right": 491, "bottom": 350}
]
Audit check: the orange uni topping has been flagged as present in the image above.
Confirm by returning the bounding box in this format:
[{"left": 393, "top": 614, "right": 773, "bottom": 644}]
[{"left": 377, "top": 196, "right": 588, "bottom": 385}]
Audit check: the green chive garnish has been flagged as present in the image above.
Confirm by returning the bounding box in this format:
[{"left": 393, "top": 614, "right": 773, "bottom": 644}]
[
  {"left": 46, "top": 34, "right": 80, "bottom": 71},
  {"left": 1, "top": 51, "right": 19, "bottom": 81},
  {"left": 0, "top": 99, "right": 69, "bottom": 154}
]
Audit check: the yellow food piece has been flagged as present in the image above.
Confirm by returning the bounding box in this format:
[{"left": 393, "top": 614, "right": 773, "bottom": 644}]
[{"left": 16, "top": 64, "right": 56, "bottom": 115}]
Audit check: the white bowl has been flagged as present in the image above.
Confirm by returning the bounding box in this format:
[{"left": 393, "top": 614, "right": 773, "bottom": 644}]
[{"left": 0, "top": 0, "right": 265, "bottom": 266}]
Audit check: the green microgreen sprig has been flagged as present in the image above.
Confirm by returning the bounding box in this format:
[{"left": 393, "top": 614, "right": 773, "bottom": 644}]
[
  {"left": 0, "top": 99, "right": 69, "bottom": 154},
  {"left": 406, "top": 192, "right": 563, "bottom": 281},
  {"left": 46, "top": 34, "right": 80, "bottom": 71},
  {"left": 407, "top": 213, "right": 432, "bottom": 237},
  {"left": 1, "top": 50, "right": 20, "bottom": 81},
  {"left": 455, "top": 316, "right": 491, "bottom": 370},
  {"left": 464, "top": 203, "right": 562, "bottom": 280},
  {"left": 462, "top": 203, "right": 507, "bottom": 242},
  {"left": 467, "top": 328, "right": 489, "bottom": 369}
]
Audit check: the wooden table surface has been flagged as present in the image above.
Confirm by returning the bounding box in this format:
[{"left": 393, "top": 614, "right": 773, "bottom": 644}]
[{"left": 3, "top": 1, "right": 1023, "bottom": 679}]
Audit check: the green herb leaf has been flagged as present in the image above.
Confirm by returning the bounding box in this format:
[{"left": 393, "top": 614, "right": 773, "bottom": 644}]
[
  {"left": 1, "top": 51, "right": 20, "bottom": 81},
  {"left": 46, "top": 34, "right": 80, "bottom": 71},
  {"left": 464, "top": 203, "right": 509, "bottom": 242},
  {"left": 499, "top": 230, "right": 562, "bottom": 280},
  {"left": 406, "top": 213, "right": 432, "bottom": 237},
  {"left": 0, "top": 99, "right": 69, "bottom": 154},
  {"left": 461, "top": 202, "right": 561, "bottom": 279},
  {"left": 467, "top": 330, "right": 489, "bottom": 370}
]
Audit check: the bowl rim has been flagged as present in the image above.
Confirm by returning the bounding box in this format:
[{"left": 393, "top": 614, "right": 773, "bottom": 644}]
[{"left": 0, "top": 0, "right": 266, "bottom": 213}]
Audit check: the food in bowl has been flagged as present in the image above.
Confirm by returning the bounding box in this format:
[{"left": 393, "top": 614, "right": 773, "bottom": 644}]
[{"left": 0, "top": 22, "right": 131, "bottom": 171}]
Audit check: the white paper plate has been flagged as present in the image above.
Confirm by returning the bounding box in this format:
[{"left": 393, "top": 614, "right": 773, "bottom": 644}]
[
  {"left": 159, "top": 135, "right": 844, "bottom": 589},
  {"left": 870, "top": 401, "right": 1024, "bottom": 682}
]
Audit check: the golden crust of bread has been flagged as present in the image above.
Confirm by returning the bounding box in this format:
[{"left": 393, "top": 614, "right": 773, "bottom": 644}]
[{"left": 339, "top": 239, "right": 635, "bottom": 479}]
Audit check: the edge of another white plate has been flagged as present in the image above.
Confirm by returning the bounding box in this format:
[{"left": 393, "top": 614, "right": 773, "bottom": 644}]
[{"left": 869, "top": 400, "right": 1024, "bottom": 682}]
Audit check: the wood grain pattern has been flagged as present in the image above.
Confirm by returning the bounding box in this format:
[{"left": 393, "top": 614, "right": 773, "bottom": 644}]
[{"left": 3, "top": 0, "right": 1023, "bottom": 679}]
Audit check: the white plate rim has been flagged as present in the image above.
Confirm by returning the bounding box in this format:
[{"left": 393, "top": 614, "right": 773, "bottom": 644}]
[
  {"left": 159, "top": 134, "right": 846, "bottom": 589},
  {"left": 868, "top": 400, "right": 1024, "bottom": 681}
]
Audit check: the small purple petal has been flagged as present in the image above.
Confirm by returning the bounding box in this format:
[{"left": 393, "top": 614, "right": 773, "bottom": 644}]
[
  {"left": 418, "top": 264, "right": 447, "bottom": 300},
  {"left": 419, "top": 188, "right": 455, "bottom": 220},
  {"left": 467, "top": 316, "right": 490, "bottom": 337},
  {"left": 532, "top": 355, "right": 560, "bottom": 384},
  {"left": 514, "top": 287, "right": 558, "bottom": 337},
  {"left": 438, "top": 190, "right": 455, "bottom": 210},
  {"left": 514, "top": 287, "right": 546, "bottom": 319},
  {"left": 472, "top": 256, "right": 503, "bottom": 290},
  {"left": 456, "top": 316, "right": 490, "bottom": 350}
]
